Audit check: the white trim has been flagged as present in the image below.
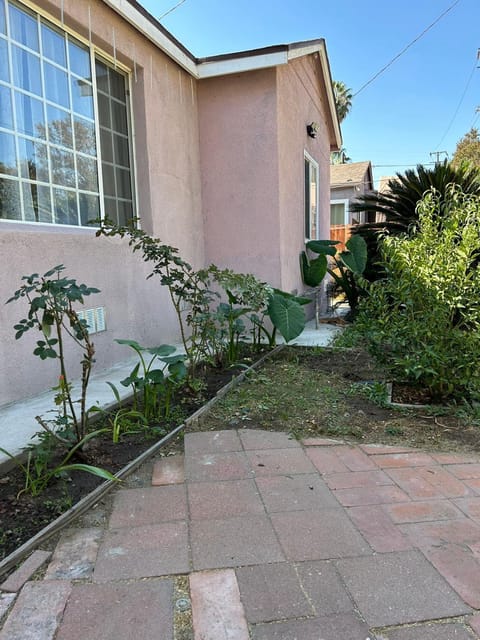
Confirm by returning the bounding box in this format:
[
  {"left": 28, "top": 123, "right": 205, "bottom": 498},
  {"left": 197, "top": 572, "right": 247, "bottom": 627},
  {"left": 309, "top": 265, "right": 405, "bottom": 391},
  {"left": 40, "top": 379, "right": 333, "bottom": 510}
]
[
  {"left": 101, "top": 0, "right": 197, "bottom": 76},
  {"left": 304, "top": 150, "right": 319, "bottom": 241},
  {"left": 197, "top": 51, "right": 288, "bottom": 78}
]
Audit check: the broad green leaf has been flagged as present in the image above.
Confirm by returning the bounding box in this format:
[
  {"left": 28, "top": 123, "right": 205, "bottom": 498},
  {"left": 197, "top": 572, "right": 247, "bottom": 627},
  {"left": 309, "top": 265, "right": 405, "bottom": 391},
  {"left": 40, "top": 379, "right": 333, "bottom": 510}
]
[
  {"left": 115, "top": 338, "right": 143, "bottom": 352},
  {"left": 300, "top": 252, "right": 327, "bottom": 287},
  {"left": 340, "top": 235, "right": 367, "bottom": 274},
  {"left": 147, "top": 344, "right": 176, "bottom": 357},
  {"left": 267, "top": 294, "right": 305, "bottom": 342},
  {"left": 146, "top": 369, "right": 165, "bottom": 384},
  {"left": 306, "top": 240, "right": 339, "bottom": 256}
]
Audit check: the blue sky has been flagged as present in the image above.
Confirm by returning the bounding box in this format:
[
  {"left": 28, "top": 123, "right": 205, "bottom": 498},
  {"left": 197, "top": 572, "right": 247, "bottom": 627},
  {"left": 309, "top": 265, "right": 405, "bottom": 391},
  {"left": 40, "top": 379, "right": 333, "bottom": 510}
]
[{"left": 138, "top": 0, "right": 479, "bottom": 186}]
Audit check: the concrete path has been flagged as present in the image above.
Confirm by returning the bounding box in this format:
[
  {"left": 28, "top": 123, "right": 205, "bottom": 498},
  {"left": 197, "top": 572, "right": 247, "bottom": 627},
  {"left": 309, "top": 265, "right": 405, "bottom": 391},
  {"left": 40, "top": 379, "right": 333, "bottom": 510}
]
[{"left": 1, "top": 429, "right": 480, "bottom": 639}]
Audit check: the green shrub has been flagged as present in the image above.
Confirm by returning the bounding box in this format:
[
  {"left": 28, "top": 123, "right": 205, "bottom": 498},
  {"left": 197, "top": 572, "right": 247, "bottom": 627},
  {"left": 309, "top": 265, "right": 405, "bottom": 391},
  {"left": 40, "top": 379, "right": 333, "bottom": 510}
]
[{"left": 356, "top": 186, "right": 480, "bottom": 402}]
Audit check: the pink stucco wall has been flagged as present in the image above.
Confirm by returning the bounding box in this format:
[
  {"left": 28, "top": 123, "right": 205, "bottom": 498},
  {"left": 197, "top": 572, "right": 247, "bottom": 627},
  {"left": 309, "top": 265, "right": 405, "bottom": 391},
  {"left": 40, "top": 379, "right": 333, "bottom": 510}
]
[
  {"left": 0, "top": 0, "right": 204, "bottom": 405},
  {"left": 198, "top": 55, "right": 333, "bottom": 297},
  {"left": 277, "top": 55, "right": 332, "bottom": 295},
  {"left": 198, "top": 69, "right": 282, "bottom": 287}
]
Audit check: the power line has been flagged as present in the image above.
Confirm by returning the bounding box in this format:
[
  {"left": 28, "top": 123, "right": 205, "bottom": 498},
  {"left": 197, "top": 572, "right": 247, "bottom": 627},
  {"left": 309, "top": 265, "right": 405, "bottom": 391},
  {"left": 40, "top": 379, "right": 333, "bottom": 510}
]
[
  {"left": 158, "top": 0, "right": 188, "bottom": 21},
  {"left": 353, "top": 0, "right": 462, "bottom": 97},
  {"left": 435, "top": 56, "right": 478, "bottom": 148}
]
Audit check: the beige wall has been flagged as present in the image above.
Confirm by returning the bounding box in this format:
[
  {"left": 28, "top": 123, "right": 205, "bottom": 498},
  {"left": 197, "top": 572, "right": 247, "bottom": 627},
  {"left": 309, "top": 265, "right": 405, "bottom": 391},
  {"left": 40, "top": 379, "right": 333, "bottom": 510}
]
[{"left": 0, "top": 0, "right": 204, "bottom": 405}]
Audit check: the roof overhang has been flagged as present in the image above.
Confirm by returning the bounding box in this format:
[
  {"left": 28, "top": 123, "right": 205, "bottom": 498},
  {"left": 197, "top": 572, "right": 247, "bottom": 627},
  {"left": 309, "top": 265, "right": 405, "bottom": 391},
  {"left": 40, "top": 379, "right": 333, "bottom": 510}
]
[{"left": 103, "top": 1, "right": 342, "bottom": 149}]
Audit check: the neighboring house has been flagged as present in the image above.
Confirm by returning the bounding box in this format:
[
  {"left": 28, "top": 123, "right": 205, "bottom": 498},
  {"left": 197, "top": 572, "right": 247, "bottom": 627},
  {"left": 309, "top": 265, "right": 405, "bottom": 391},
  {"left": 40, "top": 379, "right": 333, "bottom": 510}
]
[
  {"left": 0, "top": 0, "right": 341, "bottom": 406},
  {"left": 330, "top": 161, "right": 374, "bottom": 248}
]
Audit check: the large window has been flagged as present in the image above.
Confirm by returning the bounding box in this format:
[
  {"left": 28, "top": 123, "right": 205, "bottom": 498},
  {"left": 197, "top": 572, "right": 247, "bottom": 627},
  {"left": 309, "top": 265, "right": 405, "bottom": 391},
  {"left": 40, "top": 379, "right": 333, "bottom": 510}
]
[
  {"left": 304, "top": 152, "right": 318, "bottom": 240},
  {"left": 0, "top": 0, "right": 134, "bottom": 227}
]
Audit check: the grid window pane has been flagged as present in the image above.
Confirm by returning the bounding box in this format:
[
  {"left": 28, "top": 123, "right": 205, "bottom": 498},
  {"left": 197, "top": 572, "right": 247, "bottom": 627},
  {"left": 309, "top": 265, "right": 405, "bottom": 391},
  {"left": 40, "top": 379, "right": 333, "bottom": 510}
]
[
  {"left": 44, "top": 63, "right": 69, "bottom": 108},
  {"left": 111, "top": 100, "right": 127, "bottom": 135},
  {"left": 15, "top": 91, "right": 45, "bottom": 137},
  {"left": 11, "top": 45, "right": 42, "bottom": 95},
  {"left": 79, "top": 192, "right": 100, "bottom": 226},
  {"left": 22, "top": 181, "right": 51, "bottom": 222},
  {"left": 0, "top": 130, "right": 17, "bottom": 175},
  {"left": 53, "top": 187, "right": 78, "bottom": 225},
  {"left": 0, "top": 2, "right": 134, "bottom": 227},
  {"left": 73, "top": 115, "right": 96, "bottom": 155},
  {"left": 0, "top": 176, "right": 21, "bottom": 219},
  {"left": 0, "top": 84, "right": 13, "bottom": 129},
  {"left": 9, "top": 3, "right": 39, "bottom": 51},
  {"left": 50, "top": 146, "right": 75, "bottom": 187},
  {"left": 0, "top": 38, "right": 9, "bottom": 82},
  {"left": 100, "top": 127, "right": 113, "bottom": 162},
  {"left": 18, "top": 137, "right": 49, "bottom": 181},
  {"left": 71, "top": 76, "right": 94, "bottom": 118},
  {"left": 0, "top": 2, "right": 5, "bottom": 35},
  {"left": 41, "top": 23, "right": 66, "bottom": 67},
  {"left": 47, "top": 104, "right": 72, "bottom": 147},
  {"left": 68, "top": 40, "right": 90, "bottom": 80},
  {"left": 113, "top": 133, "right": 129, "bottom": 167},
  {"left": 77, "top": 155, "right": 98, "bottom": 192}
]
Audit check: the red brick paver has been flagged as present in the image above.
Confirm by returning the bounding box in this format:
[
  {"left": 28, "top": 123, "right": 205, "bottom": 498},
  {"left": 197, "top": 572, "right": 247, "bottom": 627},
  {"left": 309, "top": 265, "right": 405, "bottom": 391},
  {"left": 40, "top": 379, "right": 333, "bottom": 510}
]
[
  {"left": 1, "top": 429, "right": 479, "bottom": 640},
  {"left": 1, "top": 550, "right": 51, "bottom": 592}
]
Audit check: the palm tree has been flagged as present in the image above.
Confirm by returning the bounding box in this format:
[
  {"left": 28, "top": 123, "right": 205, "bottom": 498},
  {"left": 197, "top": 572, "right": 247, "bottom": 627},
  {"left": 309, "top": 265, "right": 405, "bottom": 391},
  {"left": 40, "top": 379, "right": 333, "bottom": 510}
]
[
  {"left": 332, "top": 80, "right": 352, "bottom": 124},
  {"left": 351, "top": 161, "right": 480, "bottom": 236},
  {"left": 350, "top": 161, "right": 480, "bottom": 280}
]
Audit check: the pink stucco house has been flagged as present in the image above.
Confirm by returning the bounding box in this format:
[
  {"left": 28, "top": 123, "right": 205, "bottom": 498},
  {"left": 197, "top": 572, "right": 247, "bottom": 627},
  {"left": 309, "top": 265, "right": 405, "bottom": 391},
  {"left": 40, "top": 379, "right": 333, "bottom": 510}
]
[{"left": 0, "top": 0, "right": 341, "bottom": 406}]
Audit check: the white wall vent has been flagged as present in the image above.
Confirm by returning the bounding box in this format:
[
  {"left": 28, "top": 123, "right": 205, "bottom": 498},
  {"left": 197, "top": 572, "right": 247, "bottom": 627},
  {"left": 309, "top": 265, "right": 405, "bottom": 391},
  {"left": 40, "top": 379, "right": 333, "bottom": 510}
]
[{"left": 77, "top": 307, "right": 106, "bottom": 334}]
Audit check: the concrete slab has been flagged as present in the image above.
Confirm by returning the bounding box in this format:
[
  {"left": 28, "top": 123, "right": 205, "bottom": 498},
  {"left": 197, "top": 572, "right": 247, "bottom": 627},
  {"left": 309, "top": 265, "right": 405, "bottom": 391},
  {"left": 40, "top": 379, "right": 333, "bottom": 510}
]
[
  {"left": 238, "top": 429, "right": 300, "bottom": 451},
  {"left": 376, "top": 622, "right": 475, "bottom": 640},
  {"left": 246, "top": 448, "right": 316, "bottom": 477},
  {"left": 56, "top": 580, "right": 174, "bottom": 640},
  {"left": 236, "top": 562, "right": 313, "bottom": 623},
  {"left": 255, "top": 474, "right": 340, "bottom": 512},
  {"left": 336, "top": 550, "right": 471, "bottom": 627},
  {"left": 1, "top": 550, "right": 51, "bottom": 592},
  {"left": 190, "top": 514, "right": 284, "bottom": 570},
  {"left": 44, "top": 528, "right": 102, "bottom": 580},
  {"left": 184, "top": 430, "right": 243, "bottom": 456},
  {"left": 185, "top": 451, "right": 252, "bottom": 482},
  {"left": 295, "top": 560, "right": 354, "bottom": 615},
  {"left": 93, "top": 522, "right": 189, "bottom": 581},
  {"left": 252, "top": 613, "right": 371, "bottom": 640},
  {"left": 188, "top": 479, "right": 264, "bottom": 520},
  {"left": 108, "top": 485, "right": 187, "bottom": 528},
  {"left": 190, "top": 570, "right": 249, "bottom": 640},
  {"left": 0, "top": 580, "right": 72, "bottom": 640},
  {"left": 270, "top": 508, "right": 371, "bottom": 561},
  {"left": 151, "top": 454, "right": 185, "bottom": 485}
]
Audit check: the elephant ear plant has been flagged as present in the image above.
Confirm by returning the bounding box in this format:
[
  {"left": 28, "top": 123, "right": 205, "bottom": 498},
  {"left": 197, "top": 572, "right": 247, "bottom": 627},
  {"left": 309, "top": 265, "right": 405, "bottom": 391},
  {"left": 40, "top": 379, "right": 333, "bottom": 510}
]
[{"left": 301, "top": 235, "right": 368, "bottom": 318}]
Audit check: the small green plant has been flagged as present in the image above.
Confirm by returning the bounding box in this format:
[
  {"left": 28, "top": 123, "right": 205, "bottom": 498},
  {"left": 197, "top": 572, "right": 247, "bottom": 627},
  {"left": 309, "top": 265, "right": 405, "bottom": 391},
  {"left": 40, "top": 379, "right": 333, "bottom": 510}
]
[
  {"left": 0, "top": 430, "right": 117, "bottom": 498},
  {"left": 115, "top": 340, "right": 187, "bottom": 421},
  {"left": 349, "top": 381, "right": 389, "bottom": 407},
  {"left": 7, "top": 265, "right": 99, "bottom": 444}
]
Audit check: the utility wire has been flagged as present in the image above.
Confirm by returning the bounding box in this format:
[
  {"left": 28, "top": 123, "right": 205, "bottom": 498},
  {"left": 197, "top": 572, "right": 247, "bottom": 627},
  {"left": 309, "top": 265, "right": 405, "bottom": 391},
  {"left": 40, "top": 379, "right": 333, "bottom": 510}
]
[
  {"left": 158, "top": 0, "right": 187, "bottom": 21},
  {"left": 435, "top": 56, "right": 478, "bottom": 148},
  {"left": 353, "top": 0, "right": 462, "bottom": 97}
]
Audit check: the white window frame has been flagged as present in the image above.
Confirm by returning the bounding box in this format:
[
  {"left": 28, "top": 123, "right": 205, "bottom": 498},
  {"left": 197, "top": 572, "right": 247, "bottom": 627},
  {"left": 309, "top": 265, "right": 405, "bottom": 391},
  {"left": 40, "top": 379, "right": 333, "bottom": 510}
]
[
  {"left": 0, "top": 0, "right": 136, "bottom": 229},
  {"left": 304, "top": 151, "right": 319, "bottom": 241}
]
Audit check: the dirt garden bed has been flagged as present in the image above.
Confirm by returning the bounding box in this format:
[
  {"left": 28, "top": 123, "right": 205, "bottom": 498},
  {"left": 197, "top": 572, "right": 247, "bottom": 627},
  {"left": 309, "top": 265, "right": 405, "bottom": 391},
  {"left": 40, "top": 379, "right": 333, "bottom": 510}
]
[{"left": 2, "top": 344, "right": 480, "bottom": 563}]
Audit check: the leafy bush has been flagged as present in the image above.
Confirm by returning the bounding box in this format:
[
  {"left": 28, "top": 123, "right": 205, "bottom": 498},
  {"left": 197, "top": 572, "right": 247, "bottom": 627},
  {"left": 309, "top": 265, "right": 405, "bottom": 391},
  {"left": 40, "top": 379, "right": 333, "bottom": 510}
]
[{"left": 356, "top": 187, "right": 480, "bottom": 402}]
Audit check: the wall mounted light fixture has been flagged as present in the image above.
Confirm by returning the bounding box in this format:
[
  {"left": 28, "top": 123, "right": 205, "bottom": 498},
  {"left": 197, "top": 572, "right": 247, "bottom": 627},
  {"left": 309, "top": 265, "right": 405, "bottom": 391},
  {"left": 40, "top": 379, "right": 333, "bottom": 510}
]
[{"left": 307, "top": 122, "right": 319, "bottom": 138}]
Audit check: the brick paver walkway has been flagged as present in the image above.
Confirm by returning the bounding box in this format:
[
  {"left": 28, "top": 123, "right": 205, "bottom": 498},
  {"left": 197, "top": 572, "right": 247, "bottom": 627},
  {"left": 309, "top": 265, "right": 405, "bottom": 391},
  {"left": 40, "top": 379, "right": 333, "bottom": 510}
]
[{"left": 1, "top": 429, "right": 480, "bottom": 639}]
